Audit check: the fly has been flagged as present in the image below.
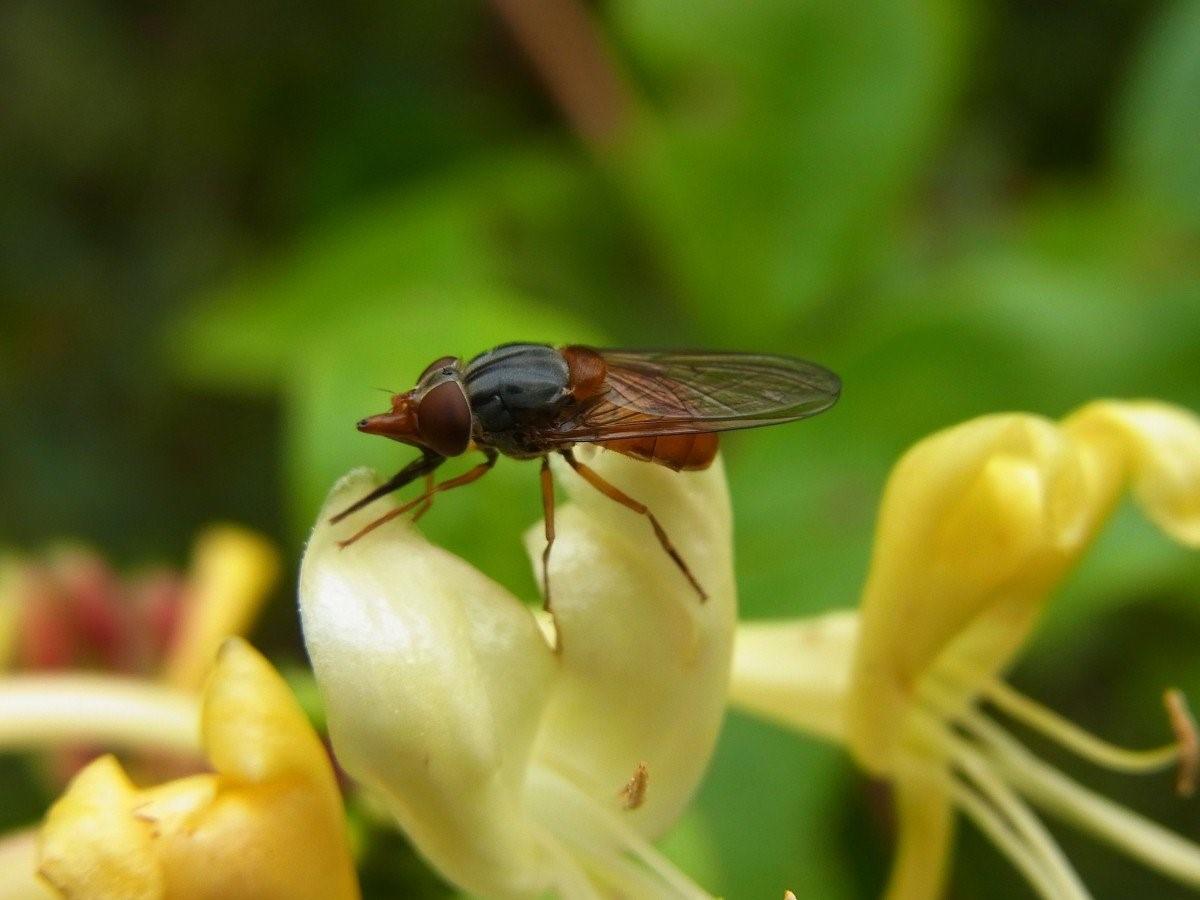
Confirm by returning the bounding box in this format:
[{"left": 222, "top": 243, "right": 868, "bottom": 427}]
[{"left": 331, "top": 343, "right": 841, "bottom": 607}]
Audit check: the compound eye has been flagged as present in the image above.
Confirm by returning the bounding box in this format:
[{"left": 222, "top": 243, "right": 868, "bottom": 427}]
[
  {"left": 418, "top": 355, "right": 460, "bottom": 383},
  {"left": 416, "top": 380, "right": 472, "bottom": 457}
]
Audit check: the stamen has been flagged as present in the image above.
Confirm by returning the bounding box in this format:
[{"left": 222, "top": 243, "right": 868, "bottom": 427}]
[
  {"left": 978, "top": 677, "right": 1183, "bottom": 776},
  {"left": 619, "top": 761, "right": 649, "bottom": 810},
  {"left": 944, "top": 774, "right": 1078, "bottom": 900},
  {"left": 1164, "top": 689, "right": 1198, "bottom": 797},
  {"left": 945, "top": 777, "right": 1080, "bottom": 900},
  {"left": 910, "top": 709, "right": 1089, "bottom": 900},
  {"left": 966, "top": 709, "right": 1200, "bottom": 888},
  {"left": 527, "top": 767, "right": 713, "bottom": 900}
]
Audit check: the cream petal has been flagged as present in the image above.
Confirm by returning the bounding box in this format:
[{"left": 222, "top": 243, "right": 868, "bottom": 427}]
[
  {"left": 300, "top": 469, "right": 558, "bottom": 897},
  {"left": 728, "top": 611, "right": 858, "bottom": 744},
  {"left": 526, "top": 448, "right": 736, "bottom": 839},
  {"left": 302, "top": 449, "right": 736, "bottom": 897}
]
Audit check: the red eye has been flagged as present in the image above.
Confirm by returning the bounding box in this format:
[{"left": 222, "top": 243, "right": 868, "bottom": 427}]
[{"left": 416, "top": 381, "right": 472, "bottom": 457}]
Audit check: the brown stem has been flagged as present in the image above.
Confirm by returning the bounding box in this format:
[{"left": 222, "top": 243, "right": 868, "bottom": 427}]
[{"left": 488, "top": 0, "right": 636, "bottom": 152}]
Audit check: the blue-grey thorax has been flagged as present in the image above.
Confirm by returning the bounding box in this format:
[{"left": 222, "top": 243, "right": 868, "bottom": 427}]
[{"left": 464, "top": 344, "right": 571, "bottom": 451}]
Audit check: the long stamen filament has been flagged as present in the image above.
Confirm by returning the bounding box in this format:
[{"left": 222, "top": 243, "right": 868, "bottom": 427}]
[
  {"left": 943, "top": 774, "right": 1077, "bottom": 900},
  {"left": 965, "top": 709, "right": 1200, "bottom": 888},
  {"left": 528, "top": 823, "right": 607, "bottom": 900},
  {"left": 0, "top": 675, "right": 201, "bottom": 755},
  {"left": 527, "top": 767, "right": 713, "bottom": 900},
  {"left": 978, "top": 677, "right": 1184, "bottom": 776},
  {"left": 909, "top": 710, "right": 1089, "bottom": 900},
  {"left": 1164, "top": 689, "right": 1198, "bottom": 796}
]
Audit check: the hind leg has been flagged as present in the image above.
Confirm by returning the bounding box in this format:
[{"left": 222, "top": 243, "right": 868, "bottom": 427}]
[{"left": 559, "top": 448, "right": 707, "bottom": 601}]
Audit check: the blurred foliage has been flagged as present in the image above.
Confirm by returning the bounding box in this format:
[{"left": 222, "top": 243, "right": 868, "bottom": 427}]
[{"left": 3, "top": 0, "right": 1200, "bottom": 897}]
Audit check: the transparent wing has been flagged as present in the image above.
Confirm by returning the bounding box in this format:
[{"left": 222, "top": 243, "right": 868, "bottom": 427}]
[{"left": 546, "top": 349, "right": 841, "bottom": 444}]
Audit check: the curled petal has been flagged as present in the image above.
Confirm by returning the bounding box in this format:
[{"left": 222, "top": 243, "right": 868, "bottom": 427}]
[
  {"left": 847, "top": 402, "right": 1200, "bottom": 774},
  {"left": 165, "top": 527, "right": 280, "bottom": 691},
  {"left": 39, "top": 756, "right": 162, "bottom": 899},
  {"left": 38, "top": 639, "right": 357, "bottom": 900},
  {"left": 1064, "top": 401, "right": 1200, "bottom": 547},
  {"left": 301, "top": 449, "right": 735, "bottom": 896},
  {"left": 300, "top": 470, "right": 558, "bottom": 897},
  {"left": 847, "top": 415, "right": 1078, "bottom": 772},
  {"left": 528, "top": 449, "right": 736, "bottom": 839}
]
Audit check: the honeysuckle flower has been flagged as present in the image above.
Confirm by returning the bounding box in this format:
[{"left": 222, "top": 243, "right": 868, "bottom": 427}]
[
  {"left": 0, "top": 527, "right": 278, "bottom": 783},
  {"left": 35, "top": 638, "right": 358, "bottom": 899},
  {"left": 300, "top": 447, "right": 735, "bottom": 899},
  {"left": 0, "top": 829, "right": 53, "bottom": 900},
  {"left": 730, "top": 400, "right": 1200, "bottom": 899},
  {"left": 4, "top": 526, "right": 278, "bottom": 690}
]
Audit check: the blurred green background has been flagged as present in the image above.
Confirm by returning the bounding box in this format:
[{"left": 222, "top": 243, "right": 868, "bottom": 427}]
[{"left": 3, "top": 0, "right": 1200, "bottom": 897}]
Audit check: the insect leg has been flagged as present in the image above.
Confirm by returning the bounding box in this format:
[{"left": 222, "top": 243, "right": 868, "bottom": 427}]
[
  {"left": 337, "top": 449, "right": 499, "bottom": 549},
  {"left": 410, "top": 471, "right": 437, "bottom": 524},
  {"left": 539, "top": 456, "right": 555, "bottom": 612},
  {"left": 329, "top": 452, "right": 445, "bottom": 524},
  {"left": 559, "top": 448, "right": 708, "bottom": 602}
]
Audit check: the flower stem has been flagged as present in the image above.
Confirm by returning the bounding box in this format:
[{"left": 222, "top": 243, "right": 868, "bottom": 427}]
[{"left": 0, "top": 675, "right": 201, "bottom": 756}]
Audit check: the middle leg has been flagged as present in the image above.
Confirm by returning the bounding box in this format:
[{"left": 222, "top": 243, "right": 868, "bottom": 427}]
[{"left": 539, "top": 455, "right": 555, "bottom": 612}]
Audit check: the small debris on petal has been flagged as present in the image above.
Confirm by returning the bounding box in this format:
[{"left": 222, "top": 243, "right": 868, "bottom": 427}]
[
  {"left": 1165, "top": 689, "right": 1198, "bottom": 797},
  {"left": 618, "top": 761, "right": 649, "bottom": 810}
]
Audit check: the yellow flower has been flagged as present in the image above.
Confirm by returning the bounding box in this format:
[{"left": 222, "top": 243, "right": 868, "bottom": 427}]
[
  {"left": 0, "top": 526, "right": 278, "bottom": 790},
  {"left": 730, "top": 400, "right": 1200, "bottom": 899},
  {"left": 300, "top": 447, "right": 735, "bottom": 898},
  {"left": 164, "top": 526, "right": 281, "bottom": 691},
  {"left": 0, "top": 829, "right": 54, "bottom": 900},
  {"left": 35, "top": 638, "right": 358, "bottom": 900}
]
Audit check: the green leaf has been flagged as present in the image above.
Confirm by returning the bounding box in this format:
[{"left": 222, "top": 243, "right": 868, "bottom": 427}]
[
  {"left": 697, "top": 714, "right": 863, "bottom": 899},
  {"left": 173, "top": 148, "right": 607, "bottom": 594},
  {"left": 1113, "top": 0, "right": 1200, "bottom": 228},
  {"left": 172, "top": 146, "right": 608, "bottom": 393},
  {"left": 607, "top": 0, "right": 968, "bottom": 339}
]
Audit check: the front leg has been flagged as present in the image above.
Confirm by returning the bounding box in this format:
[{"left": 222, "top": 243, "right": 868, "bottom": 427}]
[
  {"left": 337, "top": 450, "right": 499, "bottom": 548},
  {"left": 329, "top": 451, "right": 445, "bottom": 524}
]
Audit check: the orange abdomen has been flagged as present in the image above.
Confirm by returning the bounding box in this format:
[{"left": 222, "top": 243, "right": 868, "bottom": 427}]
[{"left": 601, "top": 433, "right": 719, "bottom": 471}]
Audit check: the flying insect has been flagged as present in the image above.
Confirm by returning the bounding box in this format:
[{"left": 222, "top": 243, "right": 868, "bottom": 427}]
[{"left": 332, "top": 343, "right": 841, "bottom": 605}]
